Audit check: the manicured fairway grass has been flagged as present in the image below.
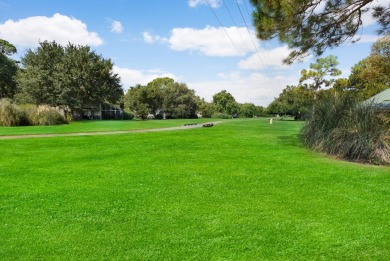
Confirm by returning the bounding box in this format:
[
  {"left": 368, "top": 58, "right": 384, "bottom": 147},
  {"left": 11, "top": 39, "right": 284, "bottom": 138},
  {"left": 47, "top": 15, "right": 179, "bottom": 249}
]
[
  {"left": 1, "top": 119, "right": 389, "bottom": 259},
  {"left": 0, "top": 118, "right": 213, "bottom": 136}
]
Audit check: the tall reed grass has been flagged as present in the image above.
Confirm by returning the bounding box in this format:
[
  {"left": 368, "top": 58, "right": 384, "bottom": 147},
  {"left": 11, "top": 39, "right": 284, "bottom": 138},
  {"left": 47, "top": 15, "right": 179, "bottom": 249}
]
[
  {"left": 302, "top": 94, "right": 390, "bottom": 165},
  {"left": 0, "top": 99, "right": 68, "bottom": 127},
  {"left": 0, "top": 99, "right": 27, "bottom": 126}
]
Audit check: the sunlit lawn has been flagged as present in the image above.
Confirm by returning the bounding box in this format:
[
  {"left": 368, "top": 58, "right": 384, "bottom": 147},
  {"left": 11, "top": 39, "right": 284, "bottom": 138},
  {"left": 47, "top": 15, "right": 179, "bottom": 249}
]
[
  {"left": 0, "top": 118, "right": 389, "bottom": 259},
  {"left": 0, "top": 118, "right": 213, "bottom": 136}
]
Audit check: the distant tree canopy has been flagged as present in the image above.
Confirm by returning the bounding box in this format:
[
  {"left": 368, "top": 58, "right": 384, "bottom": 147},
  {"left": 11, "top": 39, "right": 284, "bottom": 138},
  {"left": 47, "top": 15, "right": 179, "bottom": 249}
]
[
  {"left": 348, "top": 33, "right": 390, "bottom": 100},
  {"left": 213, "top": 90, "right": 239, "bottom": 116},
  {"left": 267, "top": 84, "right": 314, "bottom": 118},
  {"left": 300, "top": 55, "right": 341, "bottom": 114},
  {"left": 0, "top": 39, "right": 17, "bottom": 56},
  {"left": 17, "top": 41, "right": 123, "bottom": 111},
  {"left": 250, "top": 0, "right": 390, "bottom": 63},
  {"left": 267, "top": 35, "right": 390, "bottom": 118},
  {"left": 0, "top": 39, "right": 18, "bottom": 99},
  {"left": 124, "top": 78, "right": 199, "bottom": 119}
]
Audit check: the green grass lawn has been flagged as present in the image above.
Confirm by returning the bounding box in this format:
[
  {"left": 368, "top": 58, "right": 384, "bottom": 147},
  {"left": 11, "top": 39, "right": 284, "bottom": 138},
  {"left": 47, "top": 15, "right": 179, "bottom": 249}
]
[
  {"left": 0, "top": 118, "right": 214, "bottom": 136},
  {"left": 1, "top": 118, "right": 389, "bottom": 259}
]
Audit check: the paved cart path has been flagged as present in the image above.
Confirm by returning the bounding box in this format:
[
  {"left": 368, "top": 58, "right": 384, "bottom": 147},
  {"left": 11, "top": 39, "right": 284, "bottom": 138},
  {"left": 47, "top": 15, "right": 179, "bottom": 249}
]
[{"left": 0, "top": 121, "right": 222, "bottom": 140}]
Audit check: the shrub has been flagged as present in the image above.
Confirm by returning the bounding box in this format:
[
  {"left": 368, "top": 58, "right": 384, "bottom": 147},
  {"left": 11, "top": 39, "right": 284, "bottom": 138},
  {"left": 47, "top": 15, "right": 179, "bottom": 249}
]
[
  {"left": 211, "top": 112, "right": 231, "bottom": 119},
  {"left": 0, "top": 99, "right": 28, "bottom": 126},
  {"left": 123, "top": 109, "right": 135, "bottom": 120},
  {"left": 302, "top": 94, "right": 390, "bottom": 165},
  {"left": 30, "top": 105, "right": 68, "bottom": 126}
]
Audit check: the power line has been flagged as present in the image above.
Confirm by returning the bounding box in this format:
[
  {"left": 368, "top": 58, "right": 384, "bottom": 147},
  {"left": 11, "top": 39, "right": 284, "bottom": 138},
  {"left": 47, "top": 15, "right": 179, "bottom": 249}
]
[
  {"left": 243, "top": 0, "right": 273, "bottom": 66},
  {"left": 235, "top": 0, "right": 271, "bottom": 68},
  {"left": 222, "top": 0, "right": 253, "bottom": 55},
  {"left": 205, "top": 0, "right": 246, "bottom": 58}
]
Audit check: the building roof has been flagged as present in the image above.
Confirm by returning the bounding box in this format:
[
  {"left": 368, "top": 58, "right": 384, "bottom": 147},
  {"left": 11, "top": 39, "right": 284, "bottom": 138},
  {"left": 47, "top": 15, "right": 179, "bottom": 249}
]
[{"left": 364, "top": 88, "right": 390, "bottom": 109}]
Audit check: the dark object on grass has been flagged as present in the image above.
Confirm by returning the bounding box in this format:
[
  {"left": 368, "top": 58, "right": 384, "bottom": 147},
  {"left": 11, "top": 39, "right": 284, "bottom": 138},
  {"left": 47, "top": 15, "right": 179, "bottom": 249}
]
[
  {"left": 202, "top": 123, "right": 213, "bottom": 127},
  {"left": 184, "top": 123, "right": 197, "bottom": 126}
]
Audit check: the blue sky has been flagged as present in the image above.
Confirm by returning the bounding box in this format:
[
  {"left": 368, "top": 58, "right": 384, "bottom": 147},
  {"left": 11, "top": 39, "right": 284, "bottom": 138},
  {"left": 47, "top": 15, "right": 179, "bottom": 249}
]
[{"left": 0, "top": 0, "right": 387, "bottom": 106}]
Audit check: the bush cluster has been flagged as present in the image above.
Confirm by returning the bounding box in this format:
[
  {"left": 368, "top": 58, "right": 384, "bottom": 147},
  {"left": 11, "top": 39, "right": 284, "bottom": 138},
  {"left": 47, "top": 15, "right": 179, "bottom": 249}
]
[
  {"left": 302, "top": 94, "right": 390, "bottom": 165},
  {"left": 123, "top": 109, "right": 135, "bottom": 120},
  {"left": 211, "top": 112, "right": 231, "bottom": 119},
  {"left": 0, "top": 99, "right": 68, "bottom": 126}
]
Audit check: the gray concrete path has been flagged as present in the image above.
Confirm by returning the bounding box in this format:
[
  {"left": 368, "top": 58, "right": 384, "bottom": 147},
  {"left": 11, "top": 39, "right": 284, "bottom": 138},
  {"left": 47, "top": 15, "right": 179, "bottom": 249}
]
[{"left": 0, "top": 121, "right": 222, "bottom": 140}]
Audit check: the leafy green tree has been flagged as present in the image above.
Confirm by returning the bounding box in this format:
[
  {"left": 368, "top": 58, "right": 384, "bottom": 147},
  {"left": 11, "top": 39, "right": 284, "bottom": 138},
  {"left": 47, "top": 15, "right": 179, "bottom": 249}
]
[
  {"left": 197, "top": 98, "right": 215, "bottom": 118},
  {"left": 254, "top": 106, "right": 266, "bottom": 117},
  {"left": 0, "top": 39, "right": 18, "bottom": 99},
  {"left": 212, "top": 90, "right": 239, "bottom": 116},
  {"left": 267, "top": 84, "right": 314, "bottom": 118},
  {"left": 60, "top": 43, "right": 122, "bottom": 111},
  {"left": 0, "top": 39, "right": 17, "bottom": 56},
  {"left": 146, "top": 77, "right": 173, "bottom": 116},
  {"left": 348, "top": 34, "right": 390, "bottom": 100},
  {"left": 17, "top": 41, "right": 122, "bottom": 111},
  {"left": 124, "top": 84, "right": 150, "bottom": 116},
  {"left": 17, "top": 41, "right": 64, "bottom": 105},
  {"left": 300, "top": 55, "right": 341, "bottom": 114},
  {"left": 250, "top": 0, "right": 389, "bottom": 63},
  {"left": 162, "top": 82, "right": 198, "bottom": 119},
  {"left": 239, "top": 103, "right": 258, "bottom": 118}
]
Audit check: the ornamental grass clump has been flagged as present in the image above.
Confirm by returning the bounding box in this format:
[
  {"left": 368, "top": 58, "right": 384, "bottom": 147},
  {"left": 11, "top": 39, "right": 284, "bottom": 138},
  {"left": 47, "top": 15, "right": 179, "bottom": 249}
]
[
  {"left": 302, "top": 94, "right": 390, "bottom": 165},
  {"left": 30, "top": 105, "right": 68, "bottom": 126},
  {"left": 0, "top": 98, "right": 28, "bottom": 126}
]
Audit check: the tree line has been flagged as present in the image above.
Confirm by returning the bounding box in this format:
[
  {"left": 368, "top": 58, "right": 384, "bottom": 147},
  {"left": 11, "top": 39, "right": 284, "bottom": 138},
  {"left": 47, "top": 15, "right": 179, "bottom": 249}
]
[
  {"left": 1, "top": 40, "right": 265, "bottom": 121},
  {"left": 123, "top": 79, "right": 265, "bottom": 120},
  {"left": 267, "top": 33, "right": 390, "bottom": 119}
]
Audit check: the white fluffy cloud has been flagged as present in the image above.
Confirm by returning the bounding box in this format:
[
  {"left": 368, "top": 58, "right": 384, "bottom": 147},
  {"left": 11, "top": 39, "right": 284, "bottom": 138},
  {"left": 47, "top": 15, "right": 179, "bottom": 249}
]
[
  {"left": 142, "top": 31, "right": 168, "bottom": 44},
  {"left": 113, "top": 66, "right": 178, "bottom": 89},
  {"left": 239, "top": 45, "right": 292, "bottom": 70},
  {"left": 168, "top": 26, "right": 258, "bottom": 57},
  {"left": 0, "top": 13, "right": 103, "bottom": 47},
  {"left": 111, "top": 20, "right": 123, "bottom": 34},
  {"left": 188, "top": 71, "right": 299, "bottom": 106},
  {"left": 114, "top": 63, "right": 294, "bottom": 106},
  {"left": 188, "top": 0, "right": 221, "bottom": 8}
]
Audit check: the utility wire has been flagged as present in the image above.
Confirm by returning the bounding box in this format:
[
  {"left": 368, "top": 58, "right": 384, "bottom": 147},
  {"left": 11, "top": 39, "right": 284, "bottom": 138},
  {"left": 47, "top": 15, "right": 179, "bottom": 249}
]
[
  {"left": 222, "top": 0, "right": 253, "bottom": 55},
  {"left": 205, "top": 0, "right": 246, "bottom": 58},
  {"left": 243, "top": 0, "right": 273, "bottom": 65},
  {"left": 235, "top": 0, "right": 271, "bottom": 68}
]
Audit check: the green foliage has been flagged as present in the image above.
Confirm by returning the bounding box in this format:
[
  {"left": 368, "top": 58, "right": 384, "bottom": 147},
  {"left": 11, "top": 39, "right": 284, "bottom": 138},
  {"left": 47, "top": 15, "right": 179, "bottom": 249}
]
[
  {"left": 239, "top": 103, "right": 264, "bottom": 118},
  {"left": 125, "top": 78, "right": 198, "bottom": 119},
  {"left": 0, "top": 99, "right": 26, "bottom": 126},
  {"left": 0, "top": 39, "right": 17, "bottom": 56},
  {"left": 0, "top": 39, "right": 18, "bottom": 99},
  {"left": 197, "top": 98, "right": 215, "bottom": 118},
  {"left": 348, "top": 34, "right": 390, "bottom": 100},
  {"left": 211, "top": 112, "right": 231, "bottom": 119},
  {"left": 146, "top": 77, "right": 173, "bottom": 115},
  {"left": 0, "top": 53, "right": 18, "bottom": 99},
  {"left": 250, "top": 0, "right": 389, "bottom": 63},
  {"left": 162, "top": 82, "right": 198, "bottom": 119},
  {"left": 135, "top": 103, "right": 149, "bottom": 120},
  {"left": 123, "top": 109, "right": 135, "bottom": 120},
  {"left": 300, "top": 55, "right": 341, "bottom": 114},
  {"left": 17, "top": 41, "right": 123, "bottom": 110},
  {"left": 213, "top": 90, "right": 239, "bottom": 115},
  {"left": 373, "top": 5, "right": 390, "bottom": 35},
  {"left": 302, "top": 94, "right": 390, "bottom": 165},
  {"left": 267, "top": 84, "right": 313, "bottom": 118},
  {"left": 300, "top": 55, "right": 342, "bottom": 91}
]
